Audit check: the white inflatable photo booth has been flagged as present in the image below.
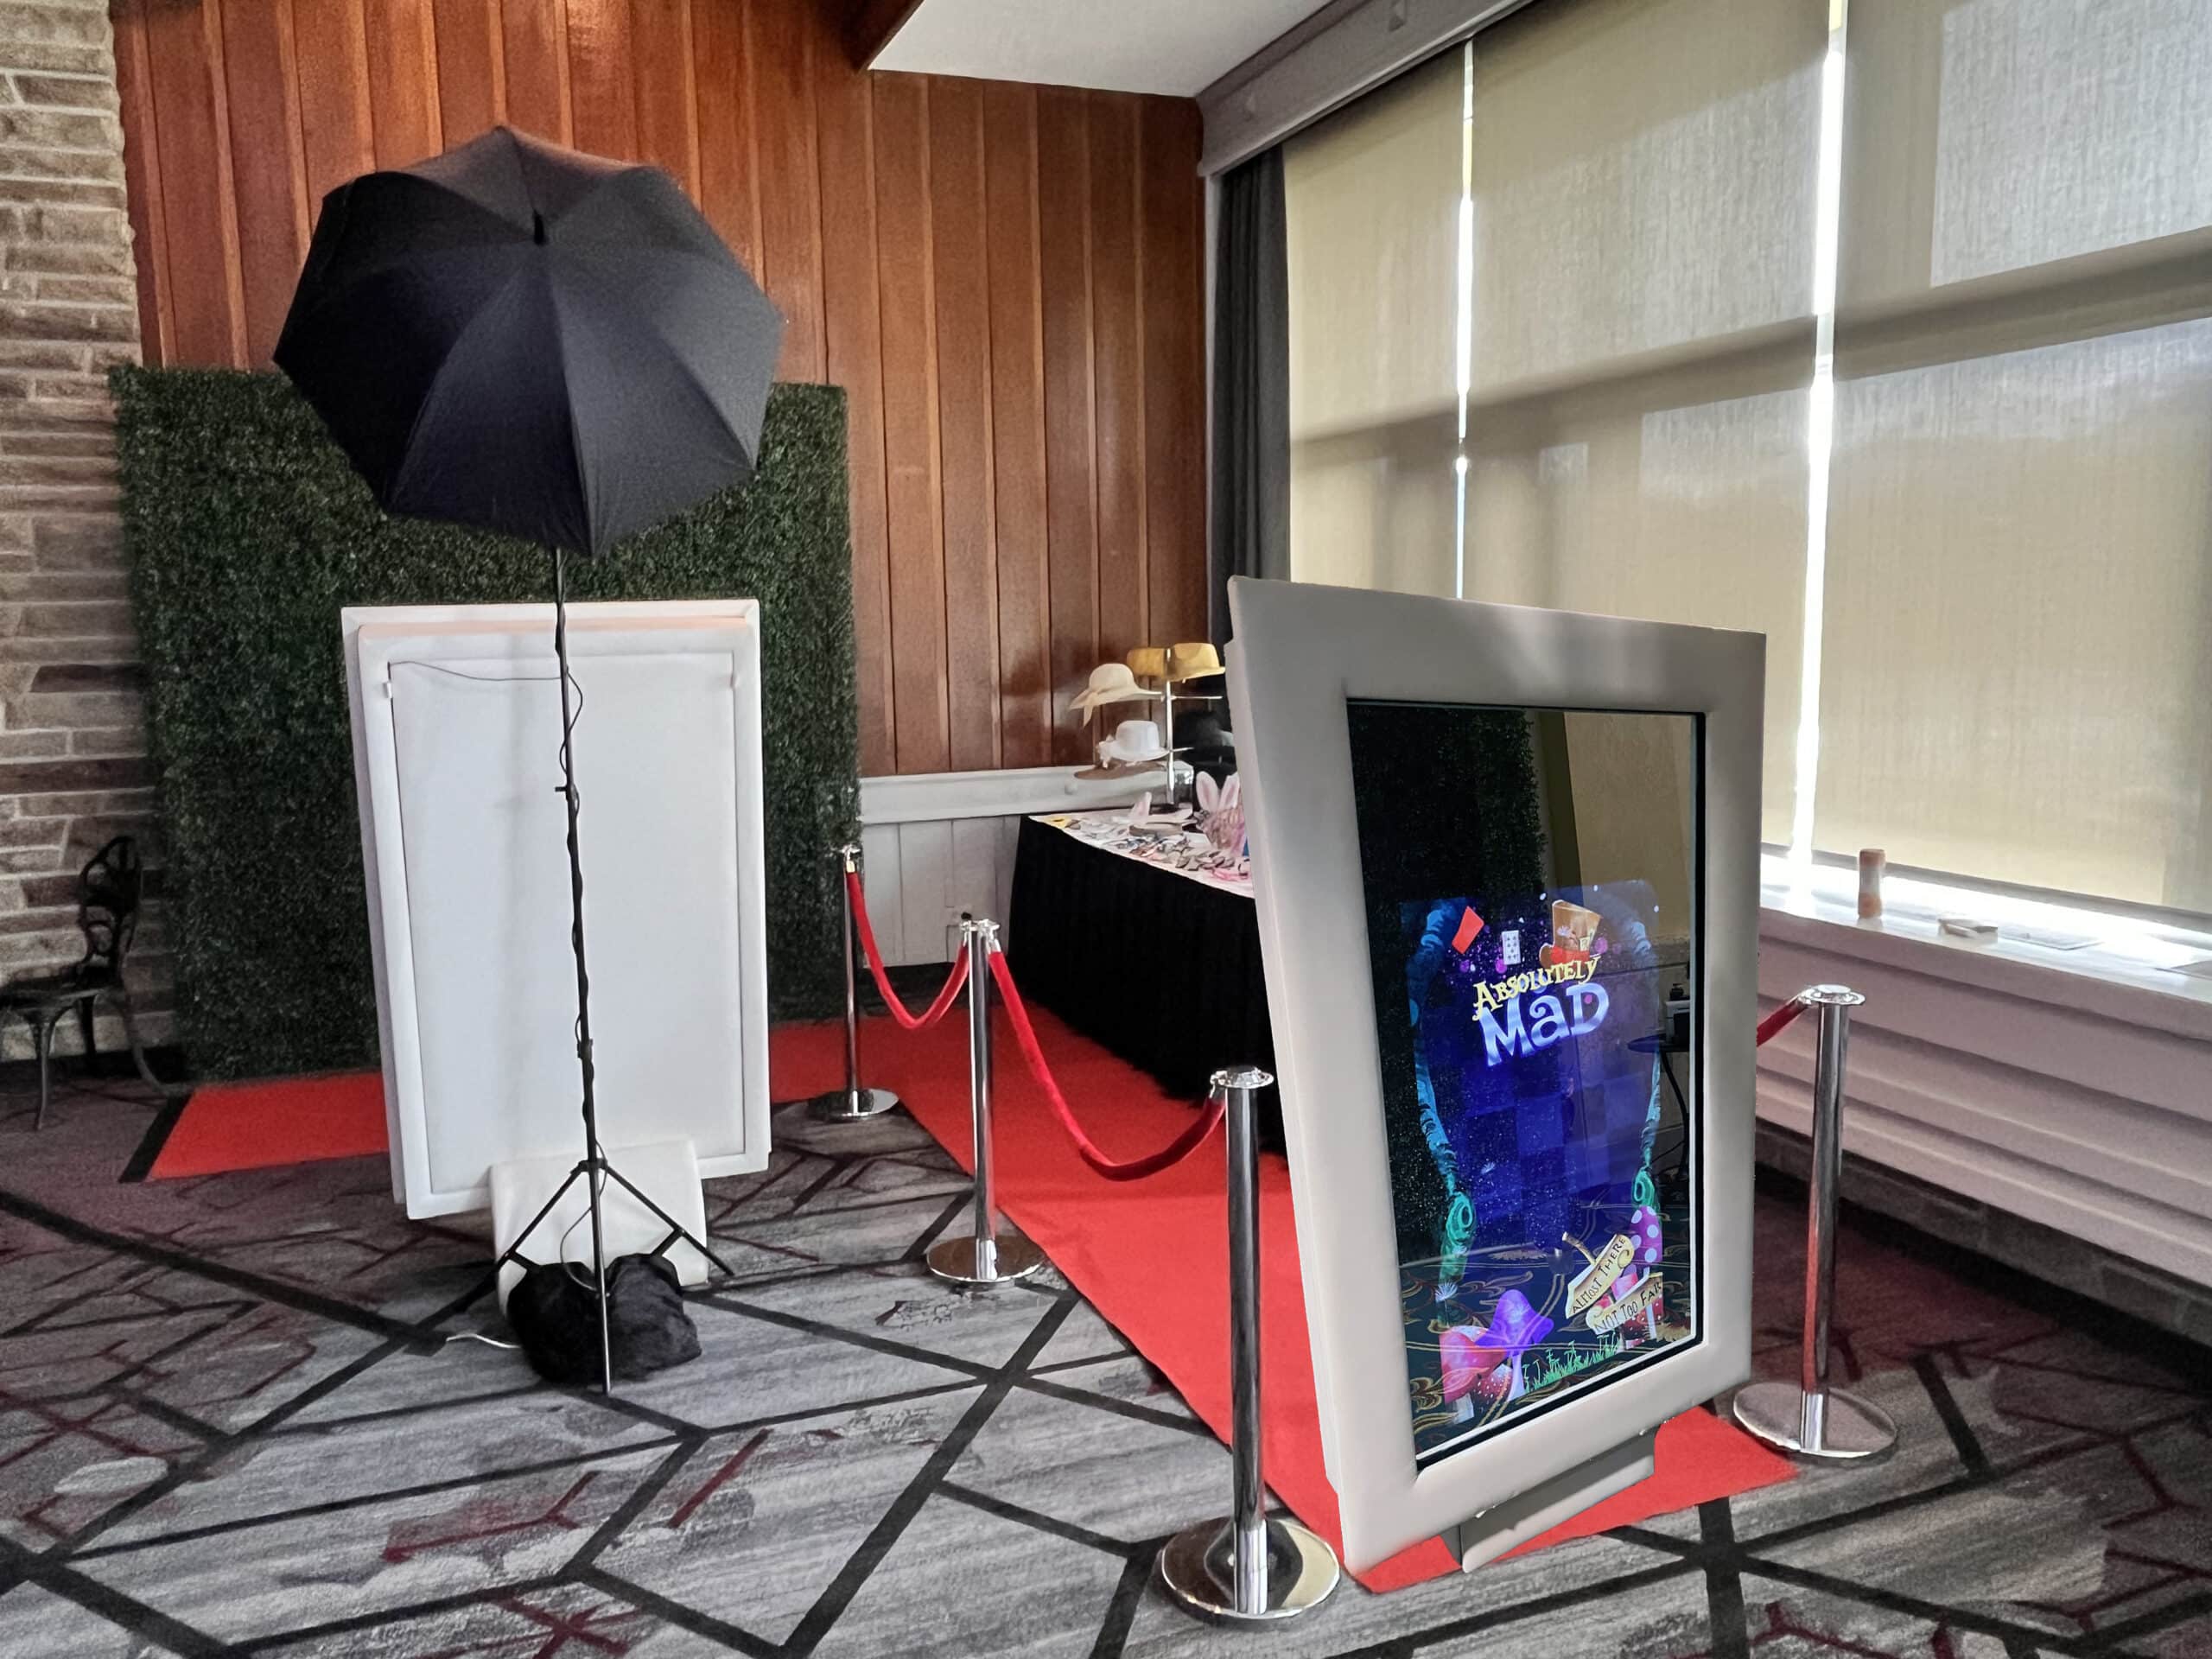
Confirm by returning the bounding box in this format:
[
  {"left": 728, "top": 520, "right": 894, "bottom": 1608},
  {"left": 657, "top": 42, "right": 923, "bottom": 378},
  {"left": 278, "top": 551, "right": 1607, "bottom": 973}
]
[
  {"left": 343, "top": 600, "right": 772, "bottom": 1219},
  {"left": 1226, "top": 576, "right": 1764, "bottom": 1573}
]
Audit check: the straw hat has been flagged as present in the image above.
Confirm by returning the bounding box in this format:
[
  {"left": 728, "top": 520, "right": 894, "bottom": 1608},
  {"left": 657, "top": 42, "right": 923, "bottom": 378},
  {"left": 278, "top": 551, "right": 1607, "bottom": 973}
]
[
  {"left": 1124, "top": 645, "right": 1169, "bottom": 683},
  {"left": 1165, "top": 642, "right": 1223, "bottom": 682},
  {"left": 1069, "top": 661, "right": 1160, "bottom": 717}
]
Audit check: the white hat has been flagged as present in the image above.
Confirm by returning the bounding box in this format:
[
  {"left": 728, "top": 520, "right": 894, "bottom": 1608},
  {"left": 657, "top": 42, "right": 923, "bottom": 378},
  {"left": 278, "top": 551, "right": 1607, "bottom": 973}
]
[
  {"left": 1098, "top": 718, "right": 1166, "bottom": 765},
  {"left": 1071, "top": 661, "right": 1161, "bottom": 717}
]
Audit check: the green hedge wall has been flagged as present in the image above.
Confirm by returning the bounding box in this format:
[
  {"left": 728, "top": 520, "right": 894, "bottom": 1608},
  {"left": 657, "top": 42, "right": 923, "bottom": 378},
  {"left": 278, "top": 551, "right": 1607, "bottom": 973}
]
[{"left": 112, "top": 366, "right": 859, "bottom": 1080}]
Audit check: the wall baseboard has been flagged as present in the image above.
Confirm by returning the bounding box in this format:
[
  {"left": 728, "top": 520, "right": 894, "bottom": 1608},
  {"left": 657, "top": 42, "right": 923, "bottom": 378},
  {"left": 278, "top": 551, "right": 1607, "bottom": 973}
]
[{"left": 1756, "top": 1122, "right": 2212, "bottom": 1356}]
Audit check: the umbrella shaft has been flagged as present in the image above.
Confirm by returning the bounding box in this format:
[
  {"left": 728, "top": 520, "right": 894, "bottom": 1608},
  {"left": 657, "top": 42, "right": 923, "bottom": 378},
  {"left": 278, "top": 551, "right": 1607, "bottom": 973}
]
[{"left": 552, "top": 543, "right": 599, "bottom": 1150}]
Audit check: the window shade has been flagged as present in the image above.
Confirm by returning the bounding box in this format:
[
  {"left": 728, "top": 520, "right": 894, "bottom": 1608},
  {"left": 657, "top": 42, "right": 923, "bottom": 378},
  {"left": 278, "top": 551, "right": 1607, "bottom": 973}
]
[
  {"left": 1815, "top": 0, "right": 2212, "bottom": 912},
  {"left": 1283, "top": 0, "right": 2212, "bottom": 913},
  {"left": 1284, "top": 50, "right": 1464, "bottom": 599},
  {"left": 1453, "top": 0, "right": 1828, "bottom": 844}
]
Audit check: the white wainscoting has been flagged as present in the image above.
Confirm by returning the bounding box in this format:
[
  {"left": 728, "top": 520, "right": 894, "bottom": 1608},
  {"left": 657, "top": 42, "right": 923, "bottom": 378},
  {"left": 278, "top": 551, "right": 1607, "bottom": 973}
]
[
  {"left": 855, "top": 766, "right": 1152, "bottom": 966},
  {"left": 1754, "top": 905, "right": 2212, "bottom": 1287}
]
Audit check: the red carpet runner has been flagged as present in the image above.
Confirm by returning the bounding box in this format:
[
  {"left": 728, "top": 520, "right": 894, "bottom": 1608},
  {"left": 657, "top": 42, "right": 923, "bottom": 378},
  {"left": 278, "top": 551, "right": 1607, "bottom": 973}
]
[
  {"left": 145, "top": 1070, "right": 389, "bottom": 1179},
  {"left": 783, "top": 1008, "right": 1795, "bottom": 1590},
  {"left": 149, "top": 1010, "right": 1792, "bottom": 1590}
]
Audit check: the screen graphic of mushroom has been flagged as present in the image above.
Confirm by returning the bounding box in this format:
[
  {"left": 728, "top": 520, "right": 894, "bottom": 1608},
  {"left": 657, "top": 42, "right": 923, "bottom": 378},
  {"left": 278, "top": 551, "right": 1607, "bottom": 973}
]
[
  {"left": 1438, "top": 1290, "right": 1555, "bottom": 1414},
  {"left": 1626, "top": 1201, "right": 1665, "bottom": 1334},
  {"left": 1439, "top": 1324, "right": 1504, "bottom": 1419}
]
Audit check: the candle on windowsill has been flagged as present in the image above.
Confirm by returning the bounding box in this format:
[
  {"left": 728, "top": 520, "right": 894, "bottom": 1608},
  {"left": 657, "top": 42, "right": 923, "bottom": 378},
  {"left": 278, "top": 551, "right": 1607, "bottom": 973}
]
[{"left": 1857, "top": 848, "right": 1885, "bottom": 919}]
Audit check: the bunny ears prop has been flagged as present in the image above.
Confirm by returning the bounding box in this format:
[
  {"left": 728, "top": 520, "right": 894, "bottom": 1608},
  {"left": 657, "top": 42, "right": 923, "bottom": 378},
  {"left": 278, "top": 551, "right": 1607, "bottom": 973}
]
[{"left": 1196, "top": 772, "right": 1245, "bottom": 860}]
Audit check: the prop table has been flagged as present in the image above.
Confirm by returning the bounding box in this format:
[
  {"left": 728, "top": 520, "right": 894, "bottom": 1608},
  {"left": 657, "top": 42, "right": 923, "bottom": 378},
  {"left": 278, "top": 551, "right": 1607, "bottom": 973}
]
[{"left": 1005, "top": 812, "right": 1280, "bottom": 1141}]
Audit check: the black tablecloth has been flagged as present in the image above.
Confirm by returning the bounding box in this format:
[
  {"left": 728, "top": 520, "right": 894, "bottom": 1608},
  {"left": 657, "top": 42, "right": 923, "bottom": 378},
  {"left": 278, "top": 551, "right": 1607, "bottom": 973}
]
[{"left": 1004, "top": 816, "right": 1281, "bottom": 1145}]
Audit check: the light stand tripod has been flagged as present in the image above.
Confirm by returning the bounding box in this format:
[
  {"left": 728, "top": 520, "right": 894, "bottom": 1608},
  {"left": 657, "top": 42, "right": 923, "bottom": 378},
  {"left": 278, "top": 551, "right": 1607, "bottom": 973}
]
[{"left": 469, "top": 543, "right": 740, "bottom": 1393}]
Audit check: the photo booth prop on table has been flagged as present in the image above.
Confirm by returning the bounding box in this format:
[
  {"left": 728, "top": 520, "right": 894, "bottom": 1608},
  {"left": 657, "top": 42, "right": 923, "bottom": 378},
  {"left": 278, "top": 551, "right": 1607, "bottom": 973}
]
[
  {"left": 1226, "top": 577, "right": 1763, "bottom": 1573},
  {"left": 345, "top": 601, "right": 771, "bottom": 1218}
]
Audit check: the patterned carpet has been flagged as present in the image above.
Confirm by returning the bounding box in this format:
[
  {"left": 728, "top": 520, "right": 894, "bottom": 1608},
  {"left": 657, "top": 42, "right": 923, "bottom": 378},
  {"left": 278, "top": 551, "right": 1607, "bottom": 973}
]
[{"left": 0, "top": 1065, "right": 2207, "bottom": 1657}]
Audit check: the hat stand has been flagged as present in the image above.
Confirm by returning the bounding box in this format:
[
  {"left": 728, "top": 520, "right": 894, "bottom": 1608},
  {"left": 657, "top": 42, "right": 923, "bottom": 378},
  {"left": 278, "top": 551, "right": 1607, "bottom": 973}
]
[
  {"left": 1157, "top": 675, "right": 1224, "bottom": 808},
  {"left": 467, "top": 543, "right": 742, "bottom": 1392},
  {"left": 1159, "top": 671, "right": 1179, "bottom": 805}
]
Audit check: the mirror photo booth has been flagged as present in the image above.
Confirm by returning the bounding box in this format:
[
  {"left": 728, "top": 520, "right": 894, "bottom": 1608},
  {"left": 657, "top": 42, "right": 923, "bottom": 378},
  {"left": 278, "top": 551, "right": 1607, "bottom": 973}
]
[{"left": 1227, "top": 577, "right": 1765, "bottom": 1573}]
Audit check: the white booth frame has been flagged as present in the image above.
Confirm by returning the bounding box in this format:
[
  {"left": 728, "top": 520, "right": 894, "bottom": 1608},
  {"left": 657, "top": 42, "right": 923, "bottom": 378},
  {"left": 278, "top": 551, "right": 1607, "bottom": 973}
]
[
  {"left": 1226, "top": 576, "right": 1765, "bottom": 1572},
  {"left": 344, "top": 599, "right": 772, "bottom": 1218}
]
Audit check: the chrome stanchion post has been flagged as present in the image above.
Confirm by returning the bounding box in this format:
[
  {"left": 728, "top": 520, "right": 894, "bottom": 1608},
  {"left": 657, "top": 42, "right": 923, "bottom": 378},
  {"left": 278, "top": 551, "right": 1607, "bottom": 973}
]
[
  {"left": 1734, "top": 985, "right": 1897, "bottom": 1460},
  {"left": 925, "top": 919, "right": 1044, "bottom": 1287},
  {"left": 806, "top": 843, "right": 899, "bottom": 1123},
  {"left": 1160, "top": 1067, "right": 1339, "bottom": 1623}
]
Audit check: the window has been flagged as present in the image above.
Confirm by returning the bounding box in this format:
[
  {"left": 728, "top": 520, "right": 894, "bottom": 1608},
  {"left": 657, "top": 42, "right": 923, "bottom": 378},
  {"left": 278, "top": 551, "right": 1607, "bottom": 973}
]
[
  {"left": 1286, "top": 0, "right": 2212, "bottom": 917},
  {"left": 1815, "top": 0, "right": 2212, "bottom": 914}
]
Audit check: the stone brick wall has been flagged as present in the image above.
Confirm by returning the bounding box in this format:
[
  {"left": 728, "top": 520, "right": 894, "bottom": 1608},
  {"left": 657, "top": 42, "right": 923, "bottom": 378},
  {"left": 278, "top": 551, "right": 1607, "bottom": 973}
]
[{"left": 0, "top": 0, "right": 163, "bottom": 1057}]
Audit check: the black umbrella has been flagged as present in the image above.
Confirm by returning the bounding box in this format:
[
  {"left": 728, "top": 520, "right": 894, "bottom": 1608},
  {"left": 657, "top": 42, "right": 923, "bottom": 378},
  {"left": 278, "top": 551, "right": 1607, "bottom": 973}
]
[
  {"left": 276, "top": 124, "right": 783, "bottom": 554},
  {"left": 277, "top": 127, "right": 785, "bottom": 1392}
]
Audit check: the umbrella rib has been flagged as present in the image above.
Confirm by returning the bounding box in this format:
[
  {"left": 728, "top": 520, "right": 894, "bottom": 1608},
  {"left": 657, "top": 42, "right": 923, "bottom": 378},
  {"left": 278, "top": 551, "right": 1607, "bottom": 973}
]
[
  {"left": 557, "top": 164, "right": 723, "bottom": 259},
  {"left": 285, "top": 242, "right": 529, "bottom": 340},
  {"left": 557, "top": 253, "right": 750, "bottom": 457},
  {"left": 386, "top": 262, "right": 579, "bottom": 528}
]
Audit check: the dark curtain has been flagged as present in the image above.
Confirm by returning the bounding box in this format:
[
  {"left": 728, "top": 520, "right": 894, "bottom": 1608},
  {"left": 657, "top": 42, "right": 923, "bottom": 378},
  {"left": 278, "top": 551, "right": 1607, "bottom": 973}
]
[{"left": 1209, "top": 148, "right": 1290, "bottom": 645}]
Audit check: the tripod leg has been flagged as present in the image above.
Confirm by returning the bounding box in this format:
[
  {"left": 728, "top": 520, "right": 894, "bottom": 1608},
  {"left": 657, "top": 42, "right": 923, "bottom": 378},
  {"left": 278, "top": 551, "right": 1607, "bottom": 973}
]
[
  {"left": 445, "top": 1162, "right": 591, "bottom": 1322},
  {"left": 587, "top": 1155, "right": 613, "bottom": 1393},
  {"left": 599, "top": 1160, "right": 741, "bottom": 1279}
]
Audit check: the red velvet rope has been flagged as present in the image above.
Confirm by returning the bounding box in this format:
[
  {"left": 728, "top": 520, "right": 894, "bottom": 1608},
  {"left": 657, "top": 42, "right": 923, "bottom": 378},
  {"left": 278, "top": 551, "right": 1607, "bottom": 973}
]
[
  {"left": 986, "top": 950, "right": 1226, "bottom": 1182},
  {"left": 1755, "top": 996, "right": 1808, "bottom": 1048},
  {"left": 845, "top": 868, "right": 969, "bottom": 1031}
]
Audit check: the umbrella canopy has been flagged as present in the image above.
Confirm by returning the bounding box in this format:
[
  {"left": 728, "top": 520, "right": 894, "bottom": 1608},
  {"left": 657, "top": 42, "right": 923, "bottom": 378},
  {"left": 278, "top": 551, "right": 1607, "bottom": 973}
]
[{"left": 276, "top": 125, "right": 784, "bottom": 556}]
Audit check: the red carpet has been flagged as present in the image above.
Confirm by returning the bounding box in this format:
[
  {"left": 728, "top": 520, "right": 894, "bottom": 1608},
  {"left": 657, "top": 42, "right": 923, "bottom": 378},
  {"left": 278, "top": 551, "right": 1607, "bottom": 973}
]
[
  {"left": 146, "top": 1071, "right": 389, "bottom": 1179},
  {"left": 777, "top": 1008, "right": 1795, "bottom": 1591},
  {"left": 150, "top": 1011, "right": 1792, "bottom": 1589}
]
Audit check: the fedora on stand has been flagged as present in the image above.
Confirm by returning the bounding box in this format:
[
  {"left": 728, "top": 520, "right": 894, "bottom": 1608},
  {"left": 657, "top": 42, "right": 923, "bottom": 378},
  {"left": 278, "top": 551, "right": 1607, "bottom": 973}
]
[{"left": 1166, "top": 642, "right": 1224, "bottom": 682}]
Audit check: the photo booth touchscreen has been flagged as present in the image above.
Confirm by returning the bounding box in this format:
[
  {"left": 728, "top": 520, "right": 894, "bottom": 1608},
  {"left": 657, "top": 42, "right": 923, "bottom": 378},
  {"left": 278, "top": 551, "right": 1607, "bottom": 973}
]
[{"left": 1345, "top": 700, "right": 1701, "bottom": 1469}]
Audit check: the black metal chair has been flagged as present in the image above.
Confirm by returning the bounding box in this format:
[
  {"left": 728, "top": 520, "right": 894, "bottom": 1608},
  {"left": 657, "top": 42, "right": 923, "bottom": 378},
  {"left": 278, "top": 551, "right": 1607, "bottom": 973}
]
[{"left": 1, "top": 835, "right": 174, "bottom": 1128}]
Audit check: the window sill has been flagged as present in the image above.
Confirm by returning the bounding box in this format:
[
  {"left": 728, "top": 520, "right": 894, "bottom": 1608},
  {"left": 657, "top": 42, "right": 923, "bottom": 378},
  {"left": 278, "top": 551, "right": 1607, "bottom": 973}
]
[
  {"left": 1757, "top": 854, "right": 2212, "bottom": 1045},
  {"left": 1752, "top": 854, "right": 2212, "bottom": 1287}
]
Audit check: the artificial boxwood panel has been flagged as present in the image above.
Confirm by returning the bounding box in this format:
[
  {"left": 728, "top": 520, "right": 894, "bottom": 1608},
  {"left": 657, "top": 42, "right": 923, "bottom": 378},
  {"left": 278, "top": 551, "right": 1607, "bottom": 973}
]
[{"left": 112, "top": 366, "right": 858, "bottom": 1080}]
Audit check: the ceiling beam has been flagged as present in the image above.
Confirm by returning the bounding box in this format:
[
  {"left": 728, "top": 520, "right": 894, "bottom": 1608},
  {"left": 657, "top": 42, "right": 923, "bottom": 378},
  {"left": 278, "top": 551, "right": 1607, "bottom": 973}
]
[{"left": 840, "top": 0, "right": 927, "bottom": 68}]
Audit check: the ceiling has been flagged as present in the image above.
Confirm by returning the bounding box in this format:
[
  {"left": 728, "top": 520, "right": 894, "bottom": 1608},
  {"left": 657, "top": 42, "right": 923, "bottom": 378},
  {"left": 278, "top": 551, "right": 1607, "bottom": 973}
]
[{"left": 871, "top": 0, "right": 1337, "bottom": 98}]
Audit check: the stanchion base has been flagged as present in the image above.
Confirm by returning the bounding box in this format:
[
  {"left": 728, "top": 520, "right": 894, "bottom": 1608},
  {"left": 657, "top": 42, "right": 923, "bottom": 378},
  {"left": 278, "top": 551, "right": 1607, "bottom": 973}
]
[
  {"left": 806, "top": 1086, "right": 900, "bottom": 1123},
  {"left": 925, "top": 1230, "right": 1046, "bottom": 1287},
  {"left": 1157, "top": 1517, "right": 1339, "bottom": 1624},
  {"left": 1733, "top": 1382, "right": 1897, "bottom": 1460}
]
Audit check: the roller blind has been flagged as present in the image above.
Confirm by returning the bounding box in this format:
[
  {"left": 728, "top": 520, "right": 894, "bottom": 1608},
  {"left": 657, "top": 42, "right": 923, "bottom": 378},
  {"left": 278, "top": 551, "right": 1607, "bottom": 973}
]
[
  {"left": 1455, "top": 0, "right": 1827, "bottom": 845},
  {"left": 1285, "top": 0, "right": 2212, "bottom": 912},
  {"left": 1814, "top": 0, "right": 2212, "bottom": 912},
  {"left": 1285, "top": 0, "right": 1826, "bottom": 842},
  {"left": 1284, "top": 50, "right": 1465, "bottom": 600}
]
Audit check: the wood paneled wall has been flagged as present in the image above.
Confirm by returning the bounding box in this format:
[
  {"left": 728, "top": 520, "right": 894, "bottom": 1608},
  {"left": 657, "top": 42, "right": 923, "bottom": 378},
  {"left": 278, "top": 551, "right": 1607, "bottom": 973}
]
[{"left": 109, "top": 0, "right": 1208, "bottom": 774}]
